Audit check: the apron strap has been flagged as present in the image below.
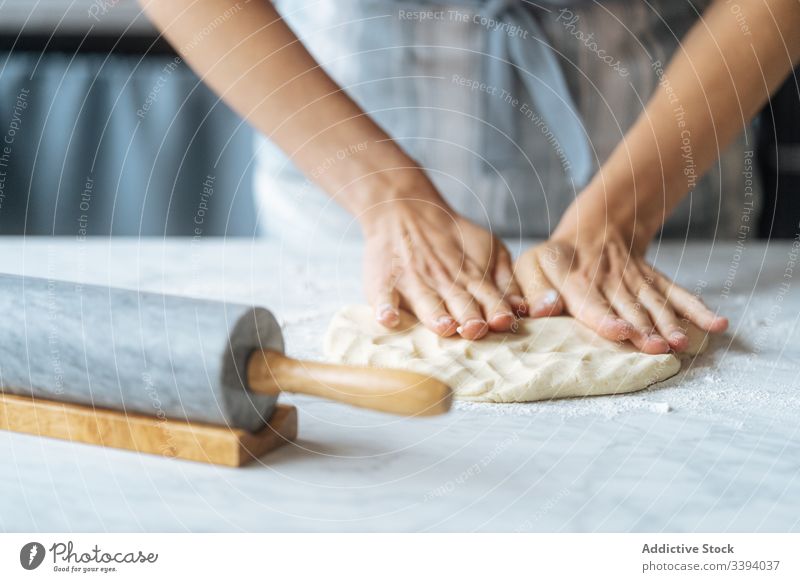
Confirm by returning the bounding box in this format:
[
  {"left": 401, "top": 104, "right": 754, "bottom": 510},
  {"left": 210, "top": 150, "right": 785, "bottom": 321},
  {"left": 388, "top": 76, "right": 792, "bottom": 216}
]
[{"left": 481, "top": 0, "right": 593, "bottom": 186}]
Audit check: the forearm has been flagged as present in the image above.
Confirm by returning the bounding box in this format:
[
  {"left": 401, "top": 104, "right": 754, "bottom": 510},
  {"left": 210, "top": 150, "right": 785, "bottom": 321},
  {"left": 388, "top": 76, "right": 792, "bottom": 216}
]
[
  {"left": 139, "top": 0, "right": 442, "bottom": 215},
  {"left": 557, "top": 0, "right": 800, "bottom": 248}
]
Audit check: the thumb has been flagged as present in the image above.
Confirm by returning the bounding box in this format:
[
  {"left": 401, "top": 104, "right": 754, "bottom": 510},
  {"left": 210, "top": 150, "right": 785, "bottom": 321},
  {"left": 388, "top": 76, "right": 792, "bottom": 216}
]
[
  {"left": 365, "top": 262, "right": 402, "bottom": 328},
  {"left": 515, "top": 246, "right": 565, "bottom": 317}
]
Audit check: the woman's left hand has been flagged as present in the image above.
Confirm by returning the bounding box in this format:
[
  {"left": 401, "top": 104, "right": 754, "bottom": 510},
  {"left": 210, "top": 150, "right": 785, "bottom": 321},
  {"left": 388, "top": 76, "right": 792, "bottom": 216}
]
[{"left": 515, "top": 225, "right": 728, "bottom": 354}]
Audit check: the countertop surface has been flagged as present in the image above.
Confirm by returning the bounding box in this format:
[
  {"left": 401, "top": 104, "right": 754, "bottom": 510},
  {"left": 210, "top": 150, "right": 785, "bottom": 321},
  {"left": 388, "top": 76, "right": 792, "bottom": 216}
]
[{"left": 0, "top": 236, "right": 798, "bottom": 532}]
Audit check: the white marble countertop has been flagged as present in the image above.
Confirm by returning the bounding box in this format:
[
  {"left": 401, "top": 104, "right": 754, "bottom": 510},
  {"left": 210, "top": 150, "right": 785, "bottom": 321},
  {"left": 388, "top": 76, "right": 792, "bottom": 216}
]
[{"left": 0, "top": 236, "right": 798, "bottom": 532}]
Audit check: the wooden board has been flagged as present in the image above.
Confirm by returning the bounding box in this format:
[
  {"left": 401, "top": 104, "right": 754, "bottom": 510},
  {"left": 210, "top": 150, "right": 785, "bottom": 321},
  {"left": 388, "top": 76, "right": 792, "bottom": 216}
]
[{"left": 0, "top": 392, "right": 297, "bottom": 467}]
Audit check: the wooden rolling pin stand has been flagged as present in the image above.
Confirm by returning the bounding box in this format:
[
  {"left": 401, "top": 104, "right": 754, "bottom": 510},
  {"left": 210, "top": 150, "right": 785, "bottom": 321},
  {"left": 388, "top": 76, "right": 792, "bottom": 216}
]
[
  {"left": 0, "top": 350, "right": 451, "bottom": 467},
  {"left": 0, "top": 392, "right": 297, "bottom": 468}
]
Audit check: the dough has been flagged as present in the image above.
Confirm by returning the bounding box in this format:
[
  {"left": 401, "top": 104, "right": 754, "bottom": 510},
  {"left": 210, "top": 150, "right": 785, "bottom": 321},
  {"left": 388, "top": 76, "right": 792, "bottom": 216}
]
[{"left": 324, "top": 306, "right": 705, "bottom": 402}]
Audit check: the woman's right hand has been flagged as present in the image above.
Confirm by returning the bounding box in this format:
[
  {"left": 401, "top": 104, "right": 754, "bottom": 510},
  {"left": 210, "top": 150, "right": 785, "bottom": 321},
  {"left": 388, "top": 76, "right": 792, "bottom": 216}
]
[{"left": 359, "top": 195, "right": 527, "bottom": 340}]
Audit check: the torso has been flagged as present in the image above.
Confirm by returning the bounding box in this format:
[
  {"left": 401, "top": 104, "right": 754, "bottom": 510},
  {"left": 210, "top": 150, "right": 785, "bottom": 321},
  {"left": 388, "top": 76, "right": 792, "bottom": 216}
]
[{"left": 255, "top": 0, "right": 760, "bottom": 246}]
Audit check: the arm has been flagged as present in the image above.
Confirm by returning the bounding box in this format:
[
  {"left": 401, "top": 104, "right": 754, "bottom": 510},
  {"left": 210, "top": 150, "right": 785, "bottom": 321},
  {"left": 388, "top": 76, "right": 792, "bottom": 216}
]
[
  {"left": 138, "top": 0, "right": 418, "bottom": 211},
  {"left": 561, "top": 0, "right": 800, "bottom": 250},
  {"left": 518, "top": 0, "right": 800, "bottom": 353},
  {"left": 139, "top": 0, "right": 526, "bottom": 338}
]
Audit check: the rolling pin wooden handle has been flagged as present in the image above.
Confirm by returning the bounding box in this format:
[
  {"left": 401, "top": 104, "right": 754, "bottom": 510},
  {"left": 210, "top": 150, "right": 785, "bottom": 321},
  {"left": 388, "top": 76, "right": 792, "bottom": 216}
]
[{"left": 246, "top": 350, "right": 452, "bottom": 417}]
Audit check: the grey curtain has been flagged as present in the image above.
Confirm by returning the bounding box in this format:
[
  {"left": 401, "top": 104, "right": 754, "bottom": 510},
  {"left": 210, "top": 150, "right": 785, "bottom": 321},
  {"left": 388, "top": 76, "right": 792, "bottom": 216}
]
[{"left": 0, "top": 51, "right": 257, "bottom": 236}]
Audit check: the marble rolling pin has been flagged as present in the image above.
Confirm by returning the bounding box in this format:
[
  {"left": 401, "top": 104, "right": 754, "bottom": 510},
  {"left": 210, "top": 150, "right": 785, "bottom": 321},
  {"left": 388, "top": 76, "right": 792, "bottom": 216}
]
[{"left": 0, "top": 274, "right": 452, "bottom": 433}]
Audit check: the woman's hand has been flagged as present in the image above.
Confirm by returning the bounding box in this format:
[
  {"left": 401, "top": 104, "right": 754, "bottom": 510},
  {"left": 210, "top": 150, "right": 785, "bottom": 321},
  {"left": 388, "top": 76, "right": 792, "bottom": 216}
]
[
  {"left": 504, "top": 0, "right": 799, "bottom": 356},
  {"left": 360, "top": 198, "right": 527, "bottom": 340},
  {"left": 515, "top": 225, "right": 728, "bottom": 354}
]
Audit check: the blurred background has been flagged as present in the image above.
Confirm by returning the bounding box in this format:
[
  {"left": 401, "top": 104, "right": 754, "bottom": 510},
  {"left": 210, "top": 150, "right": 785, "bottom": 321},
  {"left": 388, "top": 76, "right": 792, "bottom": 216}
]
[
  {"left": 0, "top": 0, "right": 257, "bottom": 237},
  {"left": 0, "top": 0, "right": 797, "bottom": 237}
]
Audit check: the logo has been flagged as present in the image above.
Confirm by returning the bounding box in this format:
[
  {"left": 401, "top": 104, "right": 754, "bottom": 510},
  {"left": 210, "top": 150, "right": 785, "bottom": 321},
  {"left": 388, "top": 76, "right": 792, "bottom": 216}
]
[{"left": 20, "top": 542, "right": 46, "bottom": 570}]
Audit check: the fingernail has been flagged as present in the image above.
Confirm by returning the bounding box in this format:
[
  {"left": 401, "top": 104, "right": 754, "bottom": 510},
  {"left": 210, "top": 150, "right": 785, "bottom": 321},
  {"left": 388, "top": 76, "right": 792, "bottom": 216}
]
[
  {"left": 377, "top": 303, "right": 398, "bottom": 321},
  {"left": 670, "top": 331, "right": 688, "bottom": 343},
  {"left": 436, "top": 315, "right": 456, "bottom": 327},
  {"left": 533, "top": 290, "right": 559, "bottom": 312},
  {"left": 492, "top": 312, "right": 514, "bottom": 321},
  {"left": 491, "top": 312, "right": 516, "bottom": 330},
  {"left": 456, "top": 319, "right": 487, "bottom": 335},
  {"left": 602, "top": 317, "right": 634, "bottom": 340},
  {"left": 601, "top": 315, "right": 629, "bottom": 331},
  {"left": 649, "top": 334, "right": 669, "bottom": 349},
  {"left": 540, "top": 290, "right": 559, "bottom": 305},
  {"left": 712, "top": 317, "right": 729, "bottom": 332}
]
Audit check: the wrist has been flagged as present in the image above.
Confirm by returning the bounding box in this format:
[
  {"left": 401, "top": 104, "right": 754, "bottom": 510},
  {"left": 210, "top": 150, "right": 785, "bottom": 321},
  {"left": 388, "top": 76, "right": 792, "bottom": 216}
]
[
  {"left": 553, "top": 180, "right": 662, "bottom": 254},
  {"left": 306, "top": 139, "right": 450, "bottom": 225},
  {"left": 343, "top": 164, "right": 452, "bottom": 236},
  {"left": 358, "top": 189, "right": 456, "bottom": 238}
]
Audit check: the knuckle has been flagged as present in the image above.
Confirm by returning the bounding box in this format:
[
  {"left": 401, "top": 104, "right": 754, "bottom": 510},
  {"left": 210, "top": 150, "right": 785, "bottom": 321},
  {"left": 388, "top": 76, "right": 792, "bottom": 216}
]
[
  {"left": 402, "top": 269, "right": 423, "bottom": 288},
  {"left": 471, "top": 282, "right": 492, "bottom": 300},
  {"left": 500, "top": 281, "right": 521, "bottom": 297},
  {"left": 685, "top": 297, "right": 707, "bottom": 313},
  {"left": 572, "top": 270, "right": 594, "bottom": 287},
  {"left": 426, "top": 256, "right": 451, "bottom": 282},
  {"left": 625, "top": 266, "right": 646, "bottom": 287},
  {"left": 449, "top": 288, "right": 473, "bottom": 305}
]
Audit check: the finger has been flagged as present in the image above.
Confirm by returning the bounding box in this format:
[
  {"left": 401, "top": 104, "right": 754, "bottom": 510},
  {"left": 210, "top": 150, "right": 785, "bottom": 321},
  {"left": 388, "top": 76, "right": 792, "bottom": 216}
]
[
  {"left": 634, "top": 278, "right": 690, "bottom": 351},
  {"left": 651, "top": 271, "right": 729, "bottom": 333},
  {"left": 441, "top": 286, "right": 489, "bottom": 340},
  {"left": 535, "top": 249, "right": 631, "bottom": 341},
  {"left": 558, "top": 278, "right": 634, "bottom": 343},
  {"left": 603, "top": 279, "right": 670, "bottom": 354},
  {"left": 515, "top": 248, "right": 565, "bottom": 317},
  {"left": 466, "top": 278, "right": 516, "bottom": 333},
  {"left": 494, "top": 248, "right": 528, "bottom": 316},
  {"left": 370, "top": 281, "right": 401, "bottom": 329},
  {"left": 399, "top": 278, "right": 458, "bottom": 337}
]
